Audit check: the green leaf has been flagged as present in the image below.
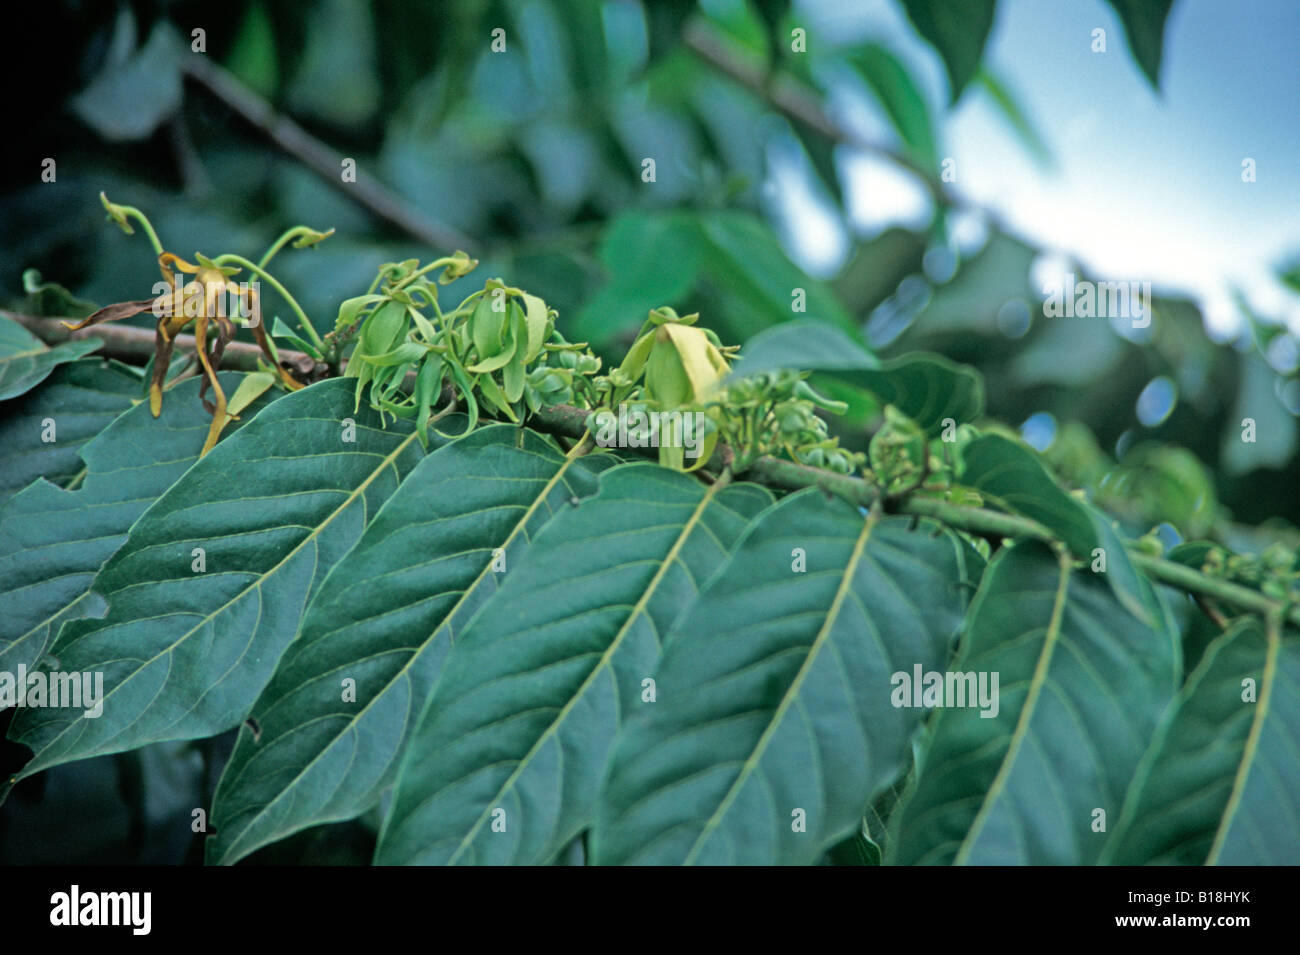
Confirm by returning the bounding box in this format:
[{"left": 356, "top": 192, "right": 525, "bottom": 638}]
[
  {"left": 270, "top": 316, "right": 322, "bottom": 360},
  {"left": 1103, "top": 0, "right": 1175, "bottom": 90},
  {"left": 960, "top": 433, "right": 1095, "bottom": 555},
  {"left": 1164, "top": 540, "right": 1223, "bottom": 572},
  {"left": 224, "top": 372, "right": 277, "bottom": 417},
  {"left": 887, "top": 540, "right": 1178, "bottom": 865},
  {"left": 5, "top": 379, "right": 438, "bottom": 782},
  {"left": 520, "top": 293, "right": 549, "bottom": 362},
  {"left": 974, "top": 69, "right": 1051, "bottom": 168},
  {"left": 0, "top": 358, "right": 139, "bottom": 505},
  {"left": 853, "top": 354, "right": 985, "bottom": 436},
  {"left": 0, "top": 315, "right": 104, "bottom": 402},
  {"left": 469, "top": 296, "right": 510, "bottom": 366},
  {"left": 375, "top": 465, "right": 773, "bottom": 865},
  {"left": 960, "top": 433, "right": 1156, "bottom": 626},
  {"left": 414, "top": 355, "right": 443, "bottom": 445},
  {"left": 733, "top": 323, "right": 983, "bottom": 436},
  {"left": 206, "top": 426, "right": 616, "bottom": 864},
  {"left": 825, "top": 825, "right": 882, "bottom": 865},
  {"left": 695, "top": 0, "right": 770, "bottom": 70},
  {"left": 224, "top": 0, "right": 279, "bottom": 98},
  {"left": 365, "top": 343, "right": 428, "bottom": 367},
  {"left": 591, "top": 492, "right": 978, "bottom": 865},
  {"left": 334, "top": 294, "right": 386, "bottom": 336},
  {"left": 361, "top": 300, "right": 410, "bottom": 358},
  {"left": 0, "top": 374, "right": 271, "bottom": 683},
  {"left": 698, "top": 212, "right": 857, "bottom": 339},
  {"left": 476, "top": 372, "right": 517, "bottom": 422},
  {"left": 847, "top": 43, "right": 938, "bottom": 170},
  {"left": 1280, "top": 258, "right": 1300, "bottom": 295},
  {"left": 22, "top": 269, "right": 96, "bottom": 320},
  {"left": 1087, "top": 504, "right": 1160, "bottom": 628},
  {"left": 896, "top": 0, "right": 997, "bottom": 103},
  {"left": 1104, "top": 619, "right": 1300, "bottom": 864},
  {"left": 731, "top": 320, "right": 880, "bottom": 376},
  {"left": 71, "top": 17, "right": 183, "bottom": 141},
  {"left": 571, "top": 211, "right": 704, "bottom": 345}
]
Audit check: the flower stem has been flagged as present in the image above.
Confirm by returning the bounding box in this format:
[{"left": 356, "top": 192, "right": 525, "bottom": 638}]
[
  {"left": 257, "top": 226, "right": 333, "bottom": 268},
  {"left": 213, "top": 254, "right": 326, "bottom": 352},
  {"left": 114, "top": 205, "right": 164, "bottom": 257}
]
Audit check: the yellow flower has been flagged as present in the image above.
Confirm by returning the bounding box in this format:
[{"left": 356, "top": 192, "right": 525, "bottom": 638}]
[{"left": 63, "top": 251, "right": 304, "bottom": 454}]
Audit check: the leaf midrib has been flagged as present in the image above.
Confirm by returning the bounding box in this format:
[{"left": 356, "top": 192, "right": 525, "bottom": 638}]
[
  {"left": 216, "top": 440, "right": 590, "bottom": 863},
  {"left": 681, "top": 507, "right": 880, "bottom": 866},
  {"left": 442, "top": 471, "right": 733, "bottom": 865},
  {"left": 952, "top": 547, "right": 1072, "bottom": 865},
  {"left": 1206, "top": 616, "right": 1281, "bottom": 864},
  {"left": 19, "top": 430, "right": 421, "bottom": 769}
]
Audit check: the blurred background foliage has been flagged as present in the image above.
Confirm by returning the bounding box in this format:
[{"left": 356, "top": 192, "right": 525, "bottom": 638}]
[{"left": 3, "top": 0, "right": 1298, "bottom": 862}]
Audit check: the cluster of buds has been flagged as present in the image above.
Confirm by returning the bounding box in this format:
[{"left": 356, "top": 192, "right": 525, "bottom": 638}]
[
  {"left": 340, "top": 256, "right": 609, "bottom": 444},
  {"left": 868, "top": 406, "right": 929, "bottom": 495},
  {"left": 1197, "top": 542, "right": 1300, "bottom": 601},
  {"left": 525, "top": 344, "right": 602, "bottom": 411},
  {"left": 713, "top": 369, "right": 861, "bottom": 474}
]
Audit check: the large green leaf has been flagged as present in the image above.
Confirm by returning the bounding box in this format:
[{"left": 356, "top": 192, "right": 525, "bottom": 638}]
[
  {"left": 731, "top": 320, "right": 880, "bottom": 376},
  {"left": 0, "top": 315, "right": 103, "bottom": 402},
  {"left": 887, "top": 539, "right": 1179, "bottom": 865},
  {"left": 207, "top": 426, "right": 617, "bottom": 865},
  {"left": 960, "top": 433, "right": 1095, "bottom": 554},
  {"left": 5, "top": 379, "right": 435, "bottom": 785},
  {"left": 1104, "top": 619, "right": 1300, "bottom": 864},
  {"left": 1103, "top": 0, "right": 1175, "bottom": 89},
  {"left": 374, "top": 464, "right": 773, "bottom": 865},
  {"left": 590, "top": 491, "right": 978, "bottom": 865},
  {"left": 896, "top": 0, "right": 997, "bottom": 103},
  {"left": 733, "top": 322, "right": 983, "bottom": 435},
  {"left": 853, "top": 354, "right": 985, "bottom": 436},
  {"left": 960, "top": 432, "right": 1155, "bottom": 625},
  {"left": 0, "top": 358, "right": 140, "bottom": 504},
  {"left": 0, "top": 374, "right": 270, "bottom": 682}
]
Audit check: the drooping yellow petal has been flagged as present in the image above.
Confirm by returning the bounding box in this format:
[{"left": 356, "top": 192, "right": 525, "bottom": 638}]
[
  {"left": 662, "top": 323, "right": 728, "bottom": 402},
  {"left": 159, "top": 252, "right": 199, "bottom": 275}
]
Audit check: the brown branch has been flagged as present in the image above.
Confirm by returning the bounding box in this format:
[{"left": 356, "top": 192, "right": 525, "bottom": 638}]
[
  {"left": 6, "top": 311, "right": 324, "bottom": 379},
  {"left": 181, "top": 54, "right": 479, "bottom": 254},
  {"left": 682, "top": 19, "right": 1013, "bottom": 230},
  {"left": 682, "top": 21, "right": 946, "bottom": 205}
]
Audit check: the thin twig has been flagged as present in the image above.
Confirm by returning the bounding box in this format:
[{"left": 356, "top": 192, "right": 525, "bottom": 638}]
[
  {"left": 683, "top": 20, "right": 1007, "bottom": 228},
  {"left": 181, "top": 54, "right": 479, "bottom": 254},
  {"left": 1193, "top": 594, "right": 1231, "bottom": 630},
  {"left": 683, "top": 21, "right": 944, "bottom": 204}
]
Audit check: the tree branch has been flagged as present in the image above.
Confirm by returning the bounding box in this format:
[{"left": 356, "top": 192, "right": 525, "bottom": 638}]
[
  {"left": 531, "top": 398, "right": 1300, "bottom": 629},
  {"left": 6, "top": 311, "right": 324, "bottom": 379},
  {"left": 17, "top": 311, "right": 1299, "bottom": 630},
  {"left": 181, "top": 54, "right": 479, "bottom": 254},
  {"left": 682, "top": 20, "right": 946, "bottom": 205}
]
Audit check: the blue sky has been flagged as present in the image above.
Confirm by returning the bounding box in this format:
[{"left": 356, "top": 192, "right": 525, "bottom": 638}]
[{"left": 785, "top": 0, "right": 1300, "bottom": 338}]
